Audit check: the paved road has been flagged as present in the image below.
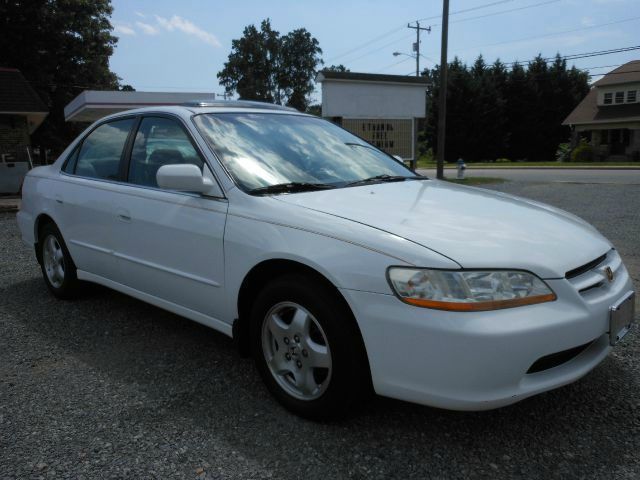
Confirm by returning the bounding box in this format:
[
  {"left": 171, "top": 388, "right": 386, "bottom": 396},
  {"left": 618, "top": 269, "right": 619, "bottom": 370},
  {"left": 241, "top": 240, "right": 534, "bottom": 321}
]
[
  {"left": 418, "top": 168, "right": 640, "bottom": 184},
  {"left": 1, "top": 180, "right": 639, "bottom": 479}
]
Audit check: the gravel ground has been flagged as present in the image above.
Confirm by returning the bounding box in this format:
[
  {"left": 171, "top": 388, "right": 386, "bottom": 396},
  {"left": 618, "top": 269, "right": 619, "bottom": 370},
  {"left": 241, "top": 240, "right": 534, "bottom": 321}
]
[{"left": 1, "top": 181, "right": 639, "bottom": 479}]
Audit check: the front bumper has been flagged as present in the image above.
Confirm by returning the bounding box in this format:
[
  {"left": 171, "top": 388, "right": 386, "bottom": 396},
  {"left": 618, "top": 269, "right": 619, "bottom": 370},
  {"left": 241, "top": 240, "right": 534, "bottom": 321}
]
[{"left": 341, "top": 260, "right": 634, "bottom": 411}]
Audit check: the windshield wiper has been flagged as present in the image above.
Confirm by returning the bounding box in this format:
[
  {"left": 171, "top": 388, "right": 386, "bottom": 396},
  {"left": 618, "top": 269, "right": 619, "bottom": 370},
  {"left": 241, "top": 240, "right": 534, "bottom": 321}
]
[
  {"left": 344, "top": 142, "right": 378, "bottom": 151},
  {"left": 346, "top": 174, "right": 415, "bottom": 187},
  {"left": 249, "top": 182, "right": 336, "bottom": 195}
]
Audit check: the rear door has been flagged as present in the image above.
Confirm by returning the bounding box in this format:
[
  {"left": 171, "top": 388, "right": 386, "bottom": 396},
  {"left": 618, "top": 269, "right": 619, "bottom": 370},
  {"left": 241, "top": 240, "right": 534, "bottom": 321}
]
[
  {"left": 108, "top": 115, "right": 228, "bottom": 323},
  {"left": 58, "top": 117, "right": 136, "bottom": 279}
]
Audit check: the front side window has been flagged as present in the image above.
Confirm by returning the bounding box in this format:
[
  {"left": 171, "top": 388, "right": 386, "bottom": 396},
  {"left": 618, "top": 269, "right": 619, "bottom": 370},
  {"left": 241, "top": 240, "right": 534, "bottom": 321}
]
[
  {"left": 603, "top": 92, "right": 613, "bottom": 105},
  {"left": 193, "top": 113, "right": 413, "bottom": 192},
  {"left": 615, "top": 91, "right": 624, "bottom": 104},
  {"left": 62, "top": 146, "right": 80, "bottom": 174},
  {"left": 74, "top": 118, "right": 135, "bottom": 180},
  {"left": 128, "top": 117, "right": 204, "bottom": 187}
]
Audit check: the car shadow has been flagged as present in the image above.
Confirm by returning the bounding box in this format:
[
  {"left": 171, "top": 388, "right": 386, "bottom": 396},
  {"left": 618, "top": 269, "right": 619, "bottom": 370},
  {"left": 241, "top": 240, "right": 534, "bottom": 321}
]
[{"left": 2, "top": 276, "right": 638, "bottom": 478}]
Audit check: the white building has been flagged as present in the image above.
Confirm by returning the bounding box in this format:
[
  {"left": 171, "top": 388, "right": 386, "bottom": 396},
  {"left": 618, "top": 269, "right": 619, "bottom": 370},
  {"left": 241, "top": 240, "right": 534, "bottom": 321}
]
[
  {"left": 64, "top": 90, "right": 218, "bottom": 122},
  {"left": 315, "top": 71, "right": 429, "bottom": 165}
]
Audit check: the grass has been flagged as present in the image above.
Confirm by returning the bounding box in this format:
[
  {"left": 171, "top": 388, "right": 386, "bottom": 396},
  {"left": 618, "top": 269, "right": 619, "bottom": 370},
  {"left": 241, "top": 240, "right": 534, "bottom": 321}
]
[
  {"left": 443, "top": 176, "right": 507, "bottom": 185},
  {"left": 415, "top": 158, "right": 640, "bottom": 169}
]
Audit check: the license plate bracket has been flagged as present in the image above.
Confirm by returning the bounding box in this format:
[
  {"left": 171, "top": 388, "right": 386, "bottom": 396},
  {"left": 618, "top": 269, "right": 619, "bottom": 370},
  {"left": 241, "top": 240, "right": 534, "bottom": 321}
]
[{"left": 609, "top": 291, "right": 635, "bottom": 346}]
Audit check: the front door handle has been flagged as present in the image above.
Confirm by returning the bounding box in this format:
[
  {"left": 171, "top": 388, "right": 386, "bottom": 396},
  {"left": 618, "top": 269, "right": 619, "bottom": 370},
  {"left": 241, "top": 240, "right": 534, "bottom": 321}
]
[{"left": 116, "top": 208, "right": 131, "bottom": 222}]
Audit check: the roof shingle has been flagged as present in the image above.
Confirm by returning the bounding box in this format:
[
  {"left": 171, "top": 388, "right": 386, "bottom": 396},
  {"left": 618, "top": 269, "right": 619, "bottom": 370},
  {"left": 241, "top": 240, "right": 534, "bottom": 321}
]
[
  {"left": 562, "top": 88, "right": 640, "bottom": 126},
  {"left": 593, "top": 60, "right": 640, "bottom": 87},
  {"left": 0, "top": 68, "right": 48, "bottom": 113},
  {"left": 316, "top": 70, "right": 429, "bottom": 85}
]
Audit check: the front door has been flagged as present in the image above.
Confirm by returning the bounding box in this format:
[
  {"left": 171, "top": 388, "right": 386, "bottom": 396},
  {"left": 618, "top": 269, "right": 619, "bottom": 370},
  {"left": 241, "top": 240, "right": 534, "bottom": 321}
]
[
  {"left": 610, "top": 129, "right": 630, "bottom": 155},
  {"left": 109, "top": 116, "right": 229, "bottom": 325}
]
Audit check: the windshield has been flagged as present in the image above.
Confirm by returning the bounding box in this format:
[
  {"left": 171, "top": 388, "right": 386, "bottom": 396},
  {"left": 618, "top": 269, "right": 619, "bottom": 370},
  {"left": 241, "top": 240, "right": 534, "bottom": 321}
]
[{"left": 193, "top": 112, "right": 415, "bottom": 191}]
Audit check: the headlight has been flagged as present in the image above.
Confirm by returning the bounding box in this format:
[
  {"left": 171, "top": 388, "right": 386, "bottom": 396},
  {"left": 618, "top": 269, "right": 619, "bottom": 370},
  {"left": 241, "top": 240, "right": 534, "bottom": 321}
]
[{"left": 387, "top": 268, "right": 556, "bottom": 311}]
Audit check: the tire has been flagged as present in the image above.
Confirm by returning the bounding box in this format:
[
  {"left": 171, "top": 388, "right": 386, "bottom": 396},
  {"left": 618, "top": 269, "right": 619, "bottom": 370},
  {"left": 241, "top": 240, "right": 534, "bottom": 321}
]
[
  {"left": 38, "top": 223, "right": 81, "bottom": 299},
  {"left": 250, "top": 273, "right": 371, "bottom": 420}
]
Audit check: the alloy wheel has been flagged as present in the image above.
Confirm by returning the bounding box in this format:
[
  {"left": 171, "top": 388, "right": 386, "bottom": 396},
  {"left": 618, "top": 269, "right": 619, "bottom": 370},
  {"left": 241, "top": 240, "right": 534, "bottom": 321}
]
[
  {"left": 261, "top": 301, "right": 332, "bottom": 401},
  {"left": 43, "top": 234, "right": 65, "bottom": 288}
]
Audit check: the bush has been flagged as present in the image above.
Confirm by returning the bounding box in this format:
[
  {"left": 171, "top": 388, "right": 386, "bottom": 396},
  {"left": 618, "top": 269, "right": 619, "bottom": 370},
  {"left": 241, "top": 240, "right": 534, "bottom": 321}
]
[
  {"left": 495, "top": 158, "right": 510, "bottom": 163},
  {"left": 570, "top": 140, "right": 594, "bottom": 162},
  {"left": 556, "top": 143, "right": 571, "bottom": 162},
  {"left": 417, "top": 147, "right": 434, "bottom": 163}
]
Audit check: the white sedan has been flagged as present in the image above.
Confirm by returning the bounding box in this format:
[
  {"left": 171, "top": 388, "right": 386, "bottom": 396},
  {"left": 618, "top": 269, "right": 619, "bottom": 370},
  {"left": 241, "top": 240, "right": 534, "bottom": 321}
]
[{"left": 17, "top": 102, "right": 635, "bottom": 419}]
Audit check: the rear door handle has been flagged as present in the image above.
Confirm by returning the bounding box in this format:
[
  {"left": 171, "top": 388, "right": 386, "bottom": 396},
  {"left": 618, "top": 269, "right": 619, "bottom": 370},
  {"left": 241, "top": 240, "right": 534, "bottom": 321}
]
[
  {"left": 116, "top": 208, "right": 131, "bottom": 222},
  {"left": 55, "top": 194, "right": 63, "bottom": 204}
]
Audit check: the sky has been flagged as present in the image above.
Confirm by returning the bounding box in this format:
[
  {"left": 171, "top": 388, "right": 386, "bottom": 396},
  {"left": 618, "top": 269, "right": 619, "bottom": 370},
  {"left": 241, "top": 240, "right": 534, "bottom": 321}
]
[{"left": 109, "top": 0, "right": 640, "bottom": 102}]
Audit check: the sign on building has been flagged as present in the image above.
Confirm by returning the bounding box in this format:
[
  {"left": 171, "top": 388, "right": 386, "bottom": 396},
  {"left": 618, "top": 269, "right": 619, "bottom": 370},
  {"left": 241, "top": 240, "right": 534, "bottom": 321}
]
[
  {"left": 342, "top": 118, "right": 414, "bottom": 159},
  {"left": 316, "top": 71, "right": 428, "bottom": 164}
]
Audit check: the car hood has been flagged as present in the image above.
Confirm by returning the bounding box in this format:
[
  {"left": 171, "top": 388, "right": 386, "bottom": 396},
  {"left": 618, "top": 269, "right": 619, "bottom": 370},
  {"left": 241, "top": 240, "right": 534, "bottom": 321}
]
[{"left": 274, "top": 179, "right": 612, "bottom": 278}]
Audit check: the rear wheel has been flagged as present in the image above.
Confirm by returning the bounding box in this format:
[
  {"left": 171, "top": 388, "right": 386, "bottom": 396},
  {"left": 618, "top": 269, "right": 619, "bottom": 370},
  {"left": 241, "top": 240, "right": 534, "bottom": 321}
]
[
  {"left": 250, "top": 273, "right": 370, "bottom": 419},
  {"left": 39, "top": 223, "right": 80, "bottom": 299}
]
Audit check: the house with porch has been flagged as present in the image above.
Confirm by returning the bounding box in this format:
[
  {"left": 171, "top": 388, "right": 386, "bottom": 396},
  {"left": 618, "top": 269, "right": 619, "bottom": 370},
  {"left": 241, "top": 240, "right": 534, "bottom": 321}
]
[
  {"left": 0, "top": 67, "right": 48, "bottom": 162},
  {"left": 0, "top": 68, "right": 49, "bottom": 193},
  {"left": 563, "top": 60, "right": 640, "bottom": 161}
]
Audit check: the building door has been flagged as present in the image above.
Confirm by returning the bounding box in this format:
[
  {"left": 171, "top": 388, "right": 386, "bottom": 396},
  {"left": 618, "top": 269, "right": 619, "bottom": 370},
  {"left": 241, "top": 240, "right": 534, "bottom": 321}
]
[{"left": 610, "top": 129, "right": 630, "bottom": 155}]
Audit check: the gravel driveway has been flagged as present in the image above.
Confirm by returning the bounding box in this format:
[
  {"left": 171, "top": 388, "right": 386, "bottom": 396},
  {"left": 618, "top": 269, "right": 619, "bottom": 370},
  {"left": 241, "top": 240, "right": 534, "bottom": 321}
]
[{"left": 1, "top": 181, "right": 639, "bottom": 479}]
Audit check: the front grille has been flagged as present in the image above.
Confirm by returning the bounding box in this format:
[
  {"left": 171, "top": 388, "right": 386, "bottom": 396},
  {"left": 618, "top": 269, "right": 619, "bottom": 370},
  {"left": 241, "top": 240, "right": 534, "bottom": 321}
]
[
  {"left": 566, "top": 254, "right": 607, "bottom": 279},
  {"left": 527, "top": 340, "right": 594, "bottom": 374},
  {"left": 565, "top": 249, "right": 622, "bottom": 297}
]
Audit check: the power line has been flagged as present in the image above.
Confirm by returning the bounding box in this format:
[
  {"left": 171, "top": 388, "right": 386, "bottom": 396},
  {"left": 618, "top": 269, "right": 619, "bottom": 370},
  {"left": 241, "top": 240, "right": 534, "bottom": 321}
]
[
  {"left": 409, "top": 47, "right": 639, "bottom": 72},
  {"left": 455, "top": 15, "right": 640, "bottom": 53},
  {"left": 588, "top": 69, "right": 640, "bottom": 76},
  {"left": 560, "top": 46, "right": 640, "bottom": 61},
  {"left": 582, "top": 64, "right": 622, "bottom": 70},
  {"left": 429, "top": 0, "right": 560, "bottom": 28},
  {"left": 327, "top": 0, "right": 522, "bottom": 64},
  {"left": 417, "top": 0, "right": 515, "bottom": 22},
  {"left": 376, "top": 56, "right": 413, "bottom": 73},
  {"left": 325, "top": 25, "right": 406, "bottom": 63},
  {"left": 342, "top": 0, "right": 561, "bottom": 69},
  {"left": 338, "top": 31, "right": 415, "bottom": 66},
  {"left": 495, "top": 46, "right": 640, "bottom": 68}
]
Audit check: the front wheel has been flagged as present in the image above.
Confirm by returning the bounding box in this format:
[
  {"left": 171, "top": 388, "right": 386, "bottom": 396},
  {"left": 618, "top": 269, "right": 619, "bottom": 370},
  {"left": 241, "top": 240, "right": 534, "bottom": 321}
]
[{"left": 250, "top": 273, "right": 370, "bottom": 419}]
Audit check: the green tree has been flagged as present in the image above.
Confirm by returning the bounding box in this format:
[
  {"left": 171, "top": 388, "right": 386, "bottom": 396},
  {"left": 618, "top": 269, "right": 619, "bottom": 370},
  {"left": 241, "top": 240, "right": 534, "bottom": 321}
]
[
  {"left": 0, "top": 0, "right": 121, "bottom": 152},
  {"left": 218, "top": 19, "right": 322, "bottom": 111},
  {"left": 323, "top": 64, "right": 350, "bottom": 72},
  {"left": 280, "top": 28, "right": 323, "bottom": 110},
  {"left": 423, "top": 53, "right": 589, "bottom": 162},
  {"left": 217, "top": 20, "right": 280, "bottom": 103},
  {"left": 467, "top": 56, "right": 508, "bottom": 161},
  {"left": 504, "top": 61, "right": 531, "bottom": 160}
]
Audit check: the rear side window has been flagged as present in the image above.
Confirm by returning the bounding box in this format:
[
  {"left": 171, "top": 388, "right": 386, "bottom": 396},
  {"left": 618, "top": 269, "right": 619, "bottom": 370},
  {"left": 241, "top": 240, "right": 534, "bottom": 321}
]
[
  {"left": 74, "top": 118, "right": 135, "bottom": 180},
  {"left": 128, "top": 117, "right": 203, "bottom": 188}
]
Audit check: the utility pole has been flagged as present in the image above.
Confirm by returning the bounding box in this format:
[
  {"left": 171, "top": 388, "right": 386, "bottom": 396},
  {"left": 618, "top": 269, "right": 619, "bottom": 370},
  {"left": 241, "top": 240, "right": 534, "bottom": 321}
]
[
  {"left": 407, "top": 21, "right": 431, "bottom": 76},
  {"left": 436, "top": 0, "right": 449, "bottom": 180}
]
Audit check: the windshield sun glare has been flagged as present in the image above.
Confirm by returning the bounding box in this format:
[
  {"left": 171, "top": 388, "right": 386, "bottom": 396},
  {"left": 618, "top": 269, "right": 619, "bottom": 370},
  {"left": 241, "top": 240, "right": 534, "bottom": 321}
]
[{"left": 193, "top": 112, "right": 415, "bottom": 192}]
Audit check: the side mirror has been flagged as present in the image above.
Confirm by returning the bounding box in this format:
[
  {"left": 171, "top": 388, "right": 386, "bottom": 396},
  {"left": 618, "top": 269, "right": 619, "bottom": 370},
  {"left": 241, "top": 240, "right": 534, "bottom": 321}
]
[{"left": 156, "top": 164, "right": 216, "bottom": 194}]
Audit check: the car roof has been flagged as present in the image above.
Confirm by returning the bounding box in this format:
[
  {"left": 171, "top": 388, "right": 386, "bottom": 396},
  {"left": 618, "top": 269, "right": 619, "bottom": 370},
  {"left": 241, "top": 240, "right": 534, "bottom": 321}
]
[{"left": 97, "top": 101, "right": 305, "bottom": 123}]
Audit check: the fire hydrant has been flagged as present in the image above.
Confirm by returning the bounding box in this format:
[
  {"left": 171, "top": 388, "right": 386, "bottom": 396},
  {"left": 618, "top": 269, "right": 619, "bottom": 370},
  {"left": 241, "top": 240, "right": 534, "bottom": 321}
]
[{"left": 456, "top": 158, "right": 466, "bottom": 179}]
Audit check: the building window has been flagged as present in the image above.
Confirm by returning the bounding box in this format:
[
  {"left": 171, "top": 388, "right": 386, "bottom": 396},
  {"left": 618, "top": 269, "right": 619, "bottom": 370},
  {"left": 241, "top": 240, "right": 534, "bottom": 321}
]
[
  {"left": 603, "top": 92, "right": 613, "bottom": 104},
  {"left": 627, "top": 90, "right": 637, "bottom": 103},
  {"left": 615, "top": 91, "right": 624, "bottom": 103}
]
